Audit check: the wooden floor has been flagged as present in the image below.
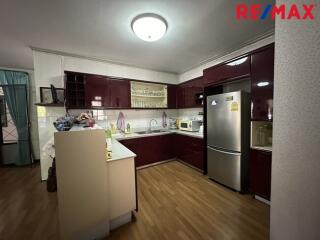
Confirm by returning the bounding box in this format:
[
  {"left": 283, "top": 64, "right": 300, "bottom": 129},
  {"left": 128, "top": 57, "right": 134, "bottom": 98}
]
[{"left": 0, "top": 161, "right": 269, "bottom": 240}]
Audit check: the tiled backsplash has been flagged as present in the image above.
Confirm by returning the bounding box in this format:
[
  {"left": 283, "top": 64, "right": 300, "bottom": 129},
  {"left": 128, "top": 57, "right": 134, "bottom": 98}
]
[
  {"left": 178, "top": 108, "right": 203, "bottom": 121},
  {"left": 68, "top": 109, "right": 179, "bottom": 130}
]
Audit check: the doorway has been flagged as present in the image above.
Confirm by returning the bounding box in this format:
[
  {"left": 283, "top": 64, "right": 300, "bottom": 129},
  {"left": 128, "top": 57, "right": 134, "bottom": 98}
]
[{"left": 0, "top": 84, "right": 32, "bottom": 166}]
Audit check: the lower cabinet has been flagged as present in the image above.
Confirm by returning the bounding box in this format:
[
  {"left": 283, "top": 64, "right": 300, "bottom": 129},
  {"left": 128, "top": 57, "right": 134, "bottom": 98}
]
[
  {"left": 174, "top": 134, "right": 204, "bottom": 171},
  {"left": 119, "top": 134, "right": 204, "bottom": 171},
  {"left": 119, "top": 134, "right": 175, "bottom": 168},
  {"left": 249, "top": 149, "right": 272, "bottom": 200}
]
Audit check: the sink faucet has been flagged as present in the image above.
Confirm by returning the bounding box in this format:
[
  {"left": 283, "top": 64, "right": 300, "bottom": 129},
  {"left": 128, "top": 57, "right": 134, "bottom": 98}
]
[{"left": 148, "top": 119, "right": 158, "bottom": 132}]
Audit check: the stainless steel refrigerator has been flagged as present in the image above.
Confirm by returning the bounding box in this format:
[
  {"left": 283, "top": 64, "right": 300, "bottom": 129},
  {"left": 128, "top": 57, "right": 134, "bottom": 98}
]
[{"left": 206, "top": 91, "right": 250, "bottom": 192}]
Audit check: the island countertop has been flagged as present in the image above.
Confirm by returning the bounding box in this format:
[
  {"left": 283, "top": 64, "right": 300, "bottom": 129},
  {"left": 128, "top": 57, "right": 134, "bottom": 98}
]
[{"left": 70, "top": 125, "right": 136, "bottom": 162}]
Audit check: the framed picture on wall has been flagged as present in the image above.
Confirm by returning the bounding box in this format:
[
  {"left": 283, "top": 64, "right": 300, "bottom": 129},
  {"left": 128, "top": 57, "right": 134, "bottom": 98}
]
[
  {"left": 40, "top": 87, "right": 65, "bottom": 104},
  {"left": 56, "top": 88, "right": 65, "bottom": 104}
]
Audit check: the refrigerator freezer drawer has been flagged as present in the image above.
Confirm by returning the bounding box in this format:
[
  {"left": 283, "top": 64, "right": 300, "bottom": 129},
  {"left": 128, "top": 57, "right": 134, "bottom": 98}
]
[{"left": 207, "top": 146, "right": 241, "bottom": 191}]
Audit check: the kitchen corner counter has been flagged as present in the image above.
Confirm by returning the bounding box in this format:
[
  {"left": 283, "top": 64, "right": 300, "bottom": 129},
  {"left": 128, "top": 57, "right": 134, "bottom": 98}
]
[
  {"left": 171, "top": 129, "right": 203, "bottom": 139},
  {"left": 251, "top": 146, "right": 272, "bottom": 152},
  {"left": 113, "top": 129, "right": 203, "bottom": 141},
  {"left": 70, "top": 125, "right": 136, "bottom": 162},
  {"left": 108, "top": 138, "right": 136, "bottom": 162}
]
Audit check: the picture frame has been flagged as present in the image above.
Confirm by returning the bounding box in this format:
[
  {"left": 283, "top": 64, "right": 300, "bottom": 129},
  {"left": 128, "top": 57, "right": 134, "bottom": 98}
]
[{"left": 40, "top": 87, "right": 65, "bottom": 104}]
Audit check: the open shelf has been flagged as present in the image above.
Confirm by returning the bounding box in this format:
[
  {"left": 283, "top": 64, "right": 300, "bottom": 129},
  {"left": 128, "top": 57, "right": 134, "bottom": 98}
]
[
  {"left": 131, "top": 81, "right": 168, "bottom": 108},
  {"left": 35, "top": 103, "right": 64, "bottom": 107}
]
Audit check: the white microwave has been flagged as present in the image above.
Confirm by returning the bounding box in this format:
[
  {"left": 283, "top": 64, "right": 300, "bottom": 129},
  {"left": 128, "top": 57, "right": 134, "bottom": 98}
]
[{"left": 179, "top": 120, "right": 201, "bottom": 132}]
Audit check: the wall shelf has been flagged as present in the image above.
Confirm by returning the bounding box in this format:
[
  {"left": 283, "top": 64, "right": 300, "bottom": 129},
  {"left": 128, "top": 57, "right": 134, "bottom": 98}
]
[
  {"left": 131, "top": 81, "right": 168, "bottom": 108},
  {"left": 35, "top": 103, "right": 64, "bottom": 107}
]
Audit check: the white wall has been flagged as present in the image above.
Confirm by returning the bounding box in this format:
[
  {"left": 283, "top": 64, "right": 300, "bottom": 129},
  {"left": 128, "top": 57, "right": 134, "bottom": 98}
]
[
  {"left": 178, "top": 35, "right": 275, "bottom": 83},
  {"left": 64, "top": 56, "right": 178, "bottom": 84},
  {"left": 270, "top": 1, "right": 320, "bottom": 239}
]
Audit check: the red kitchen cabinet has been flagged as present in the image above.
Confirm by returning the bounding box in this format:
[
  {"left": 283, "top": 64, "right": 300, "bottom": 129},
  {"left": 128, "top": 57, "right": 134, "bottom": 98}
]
[
  {"left": 203, "top": 55, "right": 251, "bottom": 86},
  {"left": 120, "top": 134, "right": 203, "bottom": 170},
  {"left": 177, "top": 77, "right": 203, "bottom": 108},
  {"left": 85, "top": 75, "right": 107, "bottom": 108},
  {"left": 105, "top": 78, "right": 130, "bottom": 108},
  {"left": 65, "top": 72, "right": 86, "bottom": 108},
  {"left": 251, "top": 44, "right": 274, "bottom": 121},
  {"left": 249, "top": 149, "right": 272, "bottom": 200},
  {"left": 167, "top": 84, "right": 177, "bottom": 109},
  {"left": 119, "top": 134, "right": 175, "bottom": 167},
  {"left": 174, "top": 134, "right": 204, "bottom": 171}
]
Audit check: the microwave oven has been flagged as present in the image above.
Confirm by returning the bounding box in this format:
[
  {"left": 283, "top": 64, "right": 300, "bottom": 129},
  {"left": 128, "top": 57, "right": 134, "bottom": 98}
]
[{"left": 179, "top": 120, "right": 201, "bottom": 132}]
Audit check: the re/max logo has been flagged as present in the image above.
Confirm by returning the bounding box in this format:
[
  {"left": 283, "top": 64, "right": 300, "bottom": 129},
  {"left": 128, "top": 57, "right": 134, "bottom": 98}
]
[{"left": 236, "top": 4, "right": 316, "bottom": 20}]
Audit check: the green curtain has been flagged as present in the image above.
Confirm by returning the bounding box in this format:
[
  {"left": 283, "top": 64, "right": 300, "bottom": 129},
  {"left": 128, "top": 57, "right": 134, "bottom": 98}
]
[{"left": 0, "top": 70, "right": 31, "bottom": 166}]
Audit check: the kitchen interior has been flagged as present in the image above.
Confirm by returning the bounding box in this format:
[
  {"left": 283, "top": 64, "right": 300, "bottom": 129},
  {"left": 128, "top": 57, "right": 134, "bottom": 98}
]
[
  {"left": 2, "top": 1, "right": 318, "bottom": 240},
  {"left": 31, "top": 42, "right": 274, "bottom": 239}
]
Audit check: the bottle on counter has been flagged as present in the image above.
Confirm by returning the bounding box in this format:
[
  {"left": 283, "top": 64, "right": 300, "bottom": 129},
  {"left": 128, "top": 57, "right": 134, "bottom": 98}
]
[
  {"left": 105, "top": 128, "right": 112, "bottom": 151},
  {"left": 125, "top": 123, "right": 131, "bottom": 134}
]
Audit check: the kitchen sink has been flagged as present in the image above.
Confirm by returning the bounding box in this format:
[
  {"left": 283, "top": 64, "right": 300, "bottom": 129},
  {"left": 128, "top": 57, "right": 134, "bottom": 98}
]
[{"left": 136, "top": 129, "right": 170, "bottom": 135}]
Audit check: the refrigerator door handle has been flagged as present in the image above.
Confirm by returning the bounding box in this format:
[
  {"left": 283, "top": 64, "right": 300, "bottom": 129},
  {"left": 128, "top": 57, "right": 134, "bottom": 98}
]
[{"left": 207, "top": 146, "right": 241, "bottom": 156}]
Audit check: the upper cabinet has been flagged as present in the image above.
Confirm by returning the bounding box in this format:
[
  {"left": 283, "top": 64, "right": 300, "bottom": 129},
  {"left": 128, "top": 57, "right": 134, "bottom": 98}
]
[
  {"left": 65, "top": 72, "right": 85, "bottom": 108},
  {"left": 167, "top": 85, "right": 177, "bottom": 109},
  {"left": 251, "top": 44, "right": 275, "bottom": 121},
  {"left": 131, "top": 81, "right": 168, "bottom": 109},
  {"left": 203, "top": 56, "right": 251, "bottom": 86},
  {"left": 105, "top": 78, "right": 130, "bottom": 108},
  {"left": 85, "top": 75, "right": 107, "bottom": 108},
  {"left": 177, "top": 77, "right": 204, "bottom": 108}
]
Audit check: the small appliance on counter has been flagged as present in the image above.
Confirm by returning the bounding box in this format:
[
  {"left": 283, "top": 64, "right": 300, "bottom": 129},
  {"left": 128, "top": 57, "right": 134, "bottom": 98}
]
[
  {"left": 169, "top": 118, "right": 178, "bottom": 129},
  {"left": 179, "top": 120, "right": 202, "bottom": 132}
]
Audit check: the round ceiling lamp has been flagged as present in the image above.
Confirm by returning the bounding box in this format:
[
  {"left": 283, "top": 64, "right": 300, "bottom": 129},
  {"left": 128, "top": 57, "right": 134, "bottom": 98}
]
[{"left": 131, "top": 13, "right": 167, "bottom": 42}]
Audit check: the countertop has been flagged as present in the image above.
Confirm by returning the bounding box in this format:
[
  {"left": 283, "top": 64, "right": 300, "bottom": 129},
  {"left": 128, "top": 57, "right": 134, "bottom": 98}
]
[
  {"left": 251, "top": 146, "right": 272, "bottom": 152},
  {"left": 70, "top": 125, "right": 136, "bottom": 162},
  {"left": 113, "top": 129, "right": 203, "bottom": 140},
  {"left": 107, "top": 138, "right": 136, "bottom": 162},
  {"left": 70, "top": 125, "right": 203, "bottom": 162}
]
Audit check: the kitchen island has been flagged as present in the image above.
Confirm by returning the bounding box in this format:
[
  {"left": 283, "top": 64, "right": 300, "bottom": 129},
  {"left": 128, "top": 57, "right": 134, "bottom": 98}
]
[{"left": 54, "top": 126, "right": 137, "bottom": 240}]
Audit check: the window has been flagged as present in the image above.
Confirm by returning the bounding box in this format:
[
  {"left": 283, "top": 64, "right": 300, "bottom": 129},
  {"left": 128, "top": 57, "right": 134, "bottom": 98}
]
[{"left": 0, "top": 88, "right": 18, "bottom": 144}]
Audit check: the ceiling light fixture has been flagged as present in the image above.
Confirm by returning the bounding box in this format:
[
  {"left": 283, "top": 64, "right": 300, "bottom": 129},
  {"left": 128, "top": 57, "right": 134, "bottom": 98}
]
[{"left": 131, "top": 13, "right": 167, "bottom": 42}]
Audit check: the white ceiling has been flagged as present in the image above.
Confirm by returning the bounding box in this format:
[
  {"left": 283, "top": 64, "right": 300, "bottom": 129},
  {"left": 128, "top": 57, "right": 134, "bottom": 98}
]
[{"left": 0, "top": 0, "right": 274, "bottom": 73}]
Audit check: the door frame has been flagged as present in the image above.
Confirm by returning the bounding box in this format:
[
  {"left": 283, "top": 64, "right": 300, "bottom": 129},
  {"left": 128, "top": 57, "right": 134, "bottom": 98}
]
[{"left": 0, "top": 84, "right": 33, "bottom": 165}]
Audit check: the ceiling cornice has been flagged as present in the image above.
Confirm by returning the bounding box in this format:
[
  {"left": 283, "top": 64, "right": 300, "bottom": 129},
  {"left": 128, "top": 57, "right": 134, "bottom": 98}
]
[
  {"left": 31, "top": 29, "right": 274, "bottom": 76},
  {"left": 30, "top": 46, "right": 178, "bottom": 75}
]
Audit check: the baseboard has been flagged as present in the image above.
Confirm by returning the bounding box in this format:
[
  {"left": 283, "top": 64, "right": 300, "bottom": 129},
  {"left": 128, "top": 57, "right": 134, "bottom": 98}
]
[
  {"left": 110, "top": 212, "right": 133, "bottom": 231},
  {"left": 176, "top": 159, "right": 203, "bottom": 173},
  {"left": 254, "top": 195, "right": 270, "bottom": 205},
  {"left": 136, "top": 158, "right": 176, "bottom": 170}
]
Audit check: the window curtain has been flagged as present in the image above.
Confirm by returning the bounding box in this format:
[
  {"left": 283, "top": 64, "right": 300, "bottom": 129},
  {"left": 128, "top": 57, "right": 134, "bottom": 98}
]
[{"left": 0, "top": 70, "right": 31, "bottom": 166}]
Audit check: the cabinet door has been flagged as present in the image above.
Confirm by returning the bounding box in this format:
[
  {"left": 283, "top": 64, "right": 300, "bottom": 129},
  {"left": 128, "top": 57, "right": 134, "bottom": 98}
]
[
  {"left": 85, "top": 75, "right": 107, "bottom": 108},
  {"left": 106, "top": 79, "right": 130, "bottom": 108},
  {"left": 167, "top": 85, "right": 177, "bottom": 109},
  {"left": 119, "top": 138, "right": 146, "bottom": 167},
  {"left": 177, "top": 78, "right": 203, "bottom": 108},
  {"left": 249, "top": 149, "right": 272, "bottom": 200},
  {"left": 203, "top": 55, "right": 251, "bottom": 86},
  {"left": 174, "top": 134, "right": 204, "bottom": 171},
  {"left": 251, "top": 45, "right": 274, "bottom": 121},
  {"left": 177, "top": 85, "right": 185, "bottom": 108},
  {"left": 120, "top": 134, "right": 174, "bottom": 168},
  {"left": 65, "top": 73, "right": 85, "bottom": 108}
]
